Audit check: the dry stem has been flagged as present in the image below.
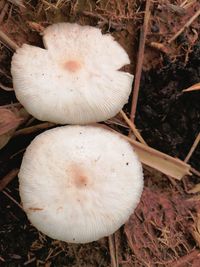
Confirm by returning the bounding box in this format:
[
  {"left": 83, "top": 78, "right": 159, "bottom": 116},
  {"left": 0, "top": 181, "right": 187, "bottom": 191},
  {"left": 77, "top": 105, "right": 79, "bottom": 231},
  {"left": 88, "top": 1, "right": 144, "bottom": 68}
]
[
  {"left": 14, "top": 122, "right": 56, "bottom": 136},
  {"left": 120, "top": 110, "right": 147, "bottom": 145},
  {"left": 168, "top": 8, "right": 200, "bottom": 43},
  {"left": 130, "top": 0, "right": 151, "bottom": 122},
  {"left": 191, "top": 167, "right": 200, "bottom": 178},
  {"left": 108, "top": 235, "right": 118, "bottom": 267},
  {"left": 82, "top": 11, "right": 125, "bottom": 30},
  {"left": 0, "top": 2, "right": 9, "bottom": 24},
  {"left": 170, "top": 249, "right": 200, "bottom": 267},
  {"left": 184, "top": 133, "right": 200, "bottom": 163},
  {"left": 2, "top": 189, "right": 23, "bottom": 209},
  {"left": 0, "top": 30, "right": 19, "bottom": 50},
  {"left": 183, "top": 82, "right": 200, "bottom": 92},
  {"left": 0, "top": 169, "right": 19, "bottom": 191}
]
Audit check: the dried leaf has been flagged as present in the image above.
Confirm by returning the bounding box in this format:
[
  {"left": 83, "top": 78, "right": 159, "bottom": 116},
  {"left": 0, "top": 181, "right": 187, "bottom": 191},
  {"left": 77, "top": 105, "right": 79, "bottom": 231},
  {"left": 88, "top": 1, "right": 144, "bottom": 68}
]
[
  {"left": 183, "top": 83, "right": 200, "bottom": 92},
  {"left": 188, "top": 184, "right": 200, "bottom": 194},
  {"left": 18, "top": 107, "right": 30, "bottom": 121},
  {"left": 7, "top": 0, "right": 25, "bottom": 8},
  {"left": 120, "top": 134, "right": 191, "bottom": 180},
  {"left": 0, "top": 108, "right": 22, "bottom": 135},
  {"left": 0, "top": 130, "right": 14, "bottom": 150},
  {"left": 0, "top": 108, "right": 23, "bottom": 149}
]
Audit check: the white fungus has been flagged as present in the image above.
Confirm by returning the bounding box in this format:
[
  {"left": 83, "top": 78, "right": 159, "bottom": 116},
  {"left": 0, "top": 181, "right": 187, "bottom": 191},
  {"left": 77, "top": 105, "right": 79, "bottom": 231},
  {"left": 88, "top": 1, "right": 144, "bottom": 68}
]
[
  {"left": 19, "top": 125, "right": 143, "bottom": 243},
  {"left": 11, "top": 23, "right": 133, "bottom": 124}
]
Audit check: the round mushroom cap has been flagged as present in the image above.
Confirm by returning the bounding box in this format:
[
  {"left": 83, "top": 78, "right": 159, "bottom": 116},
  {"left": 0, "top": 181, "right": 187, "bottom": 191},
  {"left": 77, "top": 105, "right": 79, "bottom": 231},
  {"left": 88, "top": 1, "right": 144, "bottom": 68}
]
[
  {"left": 19, "top": 125, "right": 143, "bottom": 243},
  {"left": 11, "top": 23, "right": 133, "bottom": 124}
]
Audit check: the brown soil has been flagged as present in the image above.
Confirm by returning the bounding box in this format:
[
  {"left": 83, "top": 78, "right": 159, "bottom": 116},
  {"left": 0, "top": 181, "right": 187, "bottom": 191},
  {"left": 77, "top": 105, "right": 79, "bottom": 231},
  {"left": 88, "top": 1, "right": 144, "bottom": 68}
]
[{"left": 0, "top": 1, "right": 200, "bottom": 266}]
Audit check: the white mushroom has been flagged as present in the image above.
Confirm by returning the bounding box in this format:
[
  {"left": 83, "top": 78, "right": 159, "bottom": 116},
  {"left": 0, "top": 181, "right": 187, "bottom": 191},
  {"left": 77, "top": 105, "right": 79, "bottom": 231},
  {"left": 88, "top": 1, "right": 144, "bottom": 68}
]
[
  {"left": 19, "top": 125, "right": 143, "bottom": 243},
  {"left": 11, "top": 23, "right": 133, "bottom": 124}
]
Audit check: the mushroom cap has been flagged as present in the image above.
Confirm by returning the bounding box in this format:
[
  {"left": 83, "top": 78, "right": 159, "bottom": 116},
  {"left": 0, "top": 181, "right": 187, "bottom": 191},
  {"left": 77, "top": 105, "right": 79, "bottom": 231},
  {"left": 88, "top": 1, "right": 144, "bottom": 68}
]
[
  {"left": 11, "top": 23, "right": 133, "bottom": 124},
  {"left": 19, "top": 125, "right": 143, "bottom": 243}
]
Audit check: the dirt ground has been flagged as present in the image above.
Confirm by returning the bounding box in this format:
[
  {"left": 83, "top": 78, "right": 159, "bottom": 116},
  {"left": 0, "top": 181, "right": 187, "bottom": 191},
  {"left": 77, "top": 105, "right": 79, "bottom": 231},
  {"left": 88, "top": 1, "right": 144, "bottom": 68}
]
[{"left": 0, "top": 0, "right": 200, "bottom": 266}]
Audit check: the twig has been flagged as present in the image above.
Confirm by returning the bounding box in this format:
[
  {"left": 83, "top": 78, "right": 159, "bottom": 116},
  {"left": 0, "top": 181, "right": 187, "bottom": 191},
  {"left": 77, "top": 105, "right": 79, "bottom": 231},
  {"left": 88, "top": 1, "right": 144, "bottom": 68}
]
[
  {"left": 81, "top": 11, "right": 125, "bottom": 30},
  {"left": 180, "top": 0, "right": 197, "bottom": 9},
  {"left": 71, "top": 245, "right": 81, "bottom": 267},
  {"left": 0, "top": 81, "right": 13, "bottom": 91},
  {"left": 2, "top": 190, "right": 23, "bottom": 209},
  {"left": 46, "top": 249, "right": 63, "bottom": 260},
  {"left": 180, "top": 0, "right": 190, "bottom": 8},
  {"left": 191, "top": 167, "right": 200, "bottom": 177},
  {"left": 0, "top": 169, "right": 19, "bottom": 191},
  {"left": 0, "top": 256, "right": 5, "bottom": 262},
  {"left": 182, "top": 82, "right": 200, "bottom": 92},
  {"left": 0, "top": 2, "right": 9, "bottom": 24},
  {"left": 184, "top": 133, "right": 200, "bottom": 163},
  {"left": 114, "top": 231, "right": 120, "bottom": 267},
  {"left": 14, "top": 122, "right": 56, "bottom": 136},
  {"left": 120, "top": 110, "right": 147, "bottom": 145},
  {"left": 23, "top": 257, "right": 36, "bottom": 266},
  {"left": 130, "top": 0, "right": 151, "bottom": 122},
  {"left": 0, "top": 30, "right": 19, "bottom": 50},
  {"left": 106, "top": 117, "right": 128, "bottom": 129},
  {"left": 108, "top": 235, "right": 118, "bottom": 267},
  {"left": 168, "top": 8, "right": 200, "bottom": 44},
  {"left": 10, "top": 148, "right": 25, "bottom": 159},
  {"left": 170, "top": 249, "right": 200, "bottom": 267},
  {"left": 24, "top": 117, "right": 35, "bottom": 127},
  {"left": 8, "top": 0, "right": 25, "bottom": 8}
]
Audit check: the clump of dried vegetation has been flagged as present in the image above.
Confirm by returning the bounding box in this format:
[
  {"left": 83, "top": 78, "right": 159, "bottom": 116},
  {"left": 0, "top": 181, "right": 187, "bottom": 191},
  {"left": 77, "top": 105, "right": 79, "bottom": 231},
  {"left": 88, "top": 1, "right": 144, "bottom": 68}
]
[{"left": 0, "top": 0, "right": 200, "bottom": 266}]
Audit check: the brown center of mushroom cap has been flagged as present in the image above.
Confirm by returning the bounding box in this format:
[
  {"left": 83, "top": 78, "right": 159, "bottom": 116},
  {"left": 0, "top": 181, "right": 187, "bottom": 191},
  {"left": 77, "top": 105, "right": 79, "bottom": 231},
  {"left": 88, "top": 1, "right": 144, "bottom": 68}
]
[
  {"left": 64, "top": 60, "right": 82, "bottom": 73},
  {"left": 70, "top": 164, "right": 89, "bottom": 188}
]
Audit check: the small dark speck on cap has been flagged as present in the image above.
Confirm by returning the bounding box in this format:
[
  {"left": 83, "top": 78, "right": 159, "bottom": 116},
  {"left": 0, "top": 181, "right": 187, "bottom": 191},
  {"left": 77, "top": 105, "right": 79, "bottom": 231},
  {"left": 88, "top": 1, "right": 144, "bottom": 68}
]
[{"left": 126, "top": 162, "right": 129, "bottom": 165}]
